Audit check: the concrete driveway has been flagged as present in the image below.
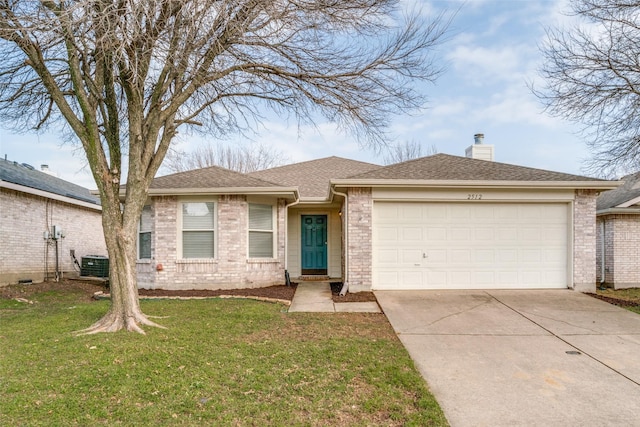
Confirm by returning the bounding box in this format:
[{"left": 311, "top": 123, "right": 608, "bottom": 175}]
[{"left": 375, "top": 290, "right": 640, "bottom": 427}]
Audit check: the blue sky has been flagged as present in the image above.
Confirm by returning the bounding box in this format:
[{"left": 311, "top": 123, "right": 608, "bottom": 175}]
[{"left": 0, "top": 0, "right": 588, "bottom": 189}]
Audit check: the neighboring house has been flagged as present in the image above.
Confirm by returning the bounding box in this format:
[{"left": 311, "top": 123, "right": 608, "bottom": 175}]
[
  {"left": 0, "top": 158, "right": 107, "bottom": 285},
  {"left": 136, "top": 139, "right": 616, "bottom": 293},
  {"left": 596, "top": 171, "right": 640, "bottom": 289}
]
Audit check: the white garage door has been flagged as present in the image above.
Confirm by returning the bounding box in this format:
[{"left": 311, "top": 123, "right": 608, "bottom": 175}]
[{"left": 372, "top": 202, "right": 569, "bottom": 290}]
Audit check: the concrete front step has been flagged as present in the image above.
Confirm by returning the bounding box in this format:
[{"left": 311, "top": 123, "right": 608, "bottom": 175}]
[{"left": 289, "top": 282, "right": 380, "bottom": 313}]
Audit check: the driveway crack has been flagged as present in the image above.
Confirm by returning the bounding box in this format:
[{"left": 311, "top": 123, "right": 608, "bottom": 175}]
[{"left": 401, "top": 296, "right": 493, "bottom": 334}]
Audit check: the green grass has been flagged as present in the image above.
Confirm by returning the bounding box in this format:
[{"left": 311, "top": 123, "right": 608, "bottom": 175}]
[
  {"left": 0, "top": 288, "right": 448, "bottom": 426},
  {"left": 596, "top": 287, "right": 640, "bottom": 315}
]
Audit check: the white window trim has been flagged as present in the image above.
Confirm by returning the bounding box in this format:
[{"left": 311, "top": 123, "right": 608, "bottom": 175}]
[
  {"left": 247, "top": 202, "right": 276, "bottom": 259},
  {"left": 138, "top": 205, "right": 152, "bottom": 260},
  {"left": 177, "top": 198, "right": 218, "bottom": 260}
]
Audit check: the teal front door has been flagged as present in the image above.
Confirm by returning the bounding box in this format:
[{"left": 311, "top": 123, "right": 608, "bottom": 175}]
[{"left": 301, "top": 215, "right": 328, "bottom": 275}]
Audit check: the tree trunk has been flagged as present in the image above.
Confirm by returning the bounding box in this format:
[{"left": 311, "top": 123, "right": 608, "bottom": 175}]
[{"left": 76, "top": 204, "right": 165, "bottom": 335}]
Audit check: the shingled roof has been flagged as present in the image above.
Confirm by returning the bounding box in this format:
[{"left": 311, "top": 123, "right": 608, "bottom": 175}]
[
  {"left": 250, "top": 156, "right": 380, "bottom": 199},
  {"left": 597, "top": 171, "right": 640, "bottom": 211},
  {"left": 150, "top": 164, "right": 290, "bottom": 192},
  {"left": 345, "top": 154, "right": 608, "bottom": 183},
  {"left": 0, "top": 158, "right": 99, "bottom": 205}
]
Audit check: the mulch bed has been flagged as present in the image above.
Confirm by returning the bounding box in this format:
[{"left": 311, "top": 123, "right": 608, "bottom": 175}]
[
  {"left": 330, "top": 282, "right": 378, "bottom": 303},
  {"left": 138, "top": 284, "right": 297, "bottom": 301},
  {"left": 587, "top": 293, "right": 640, "bottom": 308},
  {"left": 1, "top": 279, "right": 380, "bottom": 305}
]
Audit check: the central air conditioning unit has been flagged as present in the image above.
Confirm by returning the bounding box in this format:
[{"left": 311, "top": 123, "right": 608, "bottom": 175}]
[{"left": 81, "top": 255, "right": 109, "bottom": 278}]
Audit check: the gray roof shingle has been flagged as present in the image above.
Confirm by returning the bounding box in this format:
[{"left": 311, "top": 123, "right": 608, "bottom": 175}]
[
  {"left": 151, "top": 164, "right": 284, "bottom": 190},
  {"left": 0, "top": 158, "right": 99, "bottom": 205},
  {"left": 250, "top": 156, "right": 380, "bottom": 198},
  {"left": 346, "top": 154, "right": 607, "bottom": 182},
  {"left": 596, "top": 171, "right": 640, "bottom": 210}
]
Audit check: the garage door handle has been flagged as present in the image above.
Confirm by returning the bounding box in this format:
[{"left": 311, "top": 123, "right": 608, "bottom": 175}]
[{"left": 423, "top": 253, "right": 427, "bottom": 259}]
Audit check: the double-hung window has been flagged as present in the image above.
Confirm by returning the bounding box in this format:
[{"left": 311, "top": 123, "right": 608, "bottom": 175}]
[
  {"left": 248, "top": 203, "right": 274, "bottom": 258},
  {"left": 182, "top": 202, "right": 215, "bottom": 258},
  {"left": 138, "top": 205, "right": 152, "bottom": 259}
]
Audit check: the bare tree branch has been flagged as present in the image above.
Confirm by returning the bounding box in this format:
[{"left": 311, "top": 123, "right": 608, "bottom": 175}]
[
  {"left": 535, "top": 0, "right": 640, "bottom": 177},
  {"left": 163, "top": 141, "right": 289, "bottom": 173},
  {"left": 382, "top": 139, "right": 437, "bottom": 164},
  {"left": 0, "top": 0, "right": 450, "bottom": 333}
]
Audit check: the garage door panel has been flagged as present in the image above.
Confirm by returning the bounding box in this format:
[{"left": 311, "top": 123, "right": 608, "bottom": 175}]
[
  {"left": 476, "top": 271, "right": 496, "bottom": 285},
  {"left": 450, "top": 249, "right": 472, "bottom": 263},
  {"left": 402, "top": 204, "right": 422, "bottom": 219},
  {"left": 377, "top": 227, "right": 399, "bottom": 242},
  {"left": 425, "top": 204, "right": 447, "bottom": 219},
  {"left": 401, "top": 249, "right": 423, "bottom": 264},
  {"left": 497, "top": 228, "right": 518, "bottom": 241},
  {"left": 474, "top": 250, "right": 495, "bottom": 263},
  {"left": 450, "top": 271, "right": 472, "bottom": 286},
  {"left": 544, "top": 249, "right": 565, "bottom": 262},
  {"left": 427, "top": 227, "right": 447, "bottom": 240},
  {"left": 401, "top": 271, "right": 425, "bottom": 287},
  {"left": 496, "top": 249, "right": 518, "bottom": 262},
  {"left": 427, "top": 271, "right": 447, "bottom": 286},
  {"left": 474, "top": 228, "right": 495, "bottom": 241},
  {"left": 377, "top": 249, "right": 398, "bottom": 264},
  {"left": 451, "top": 228, "right": 471, "bottom": 240},
  {"left": 426, "top": 249, "right": 447, "bottom": 263},
  {"left": 373, "top": 202, "right": 569, "bottom": 290},
  {"left": 402, "top": 227, "right": 423, "bottom": 240},
  {"left": 450, "top": 205, "right": 472, "bottom": 219},
  {"left": 520, "top": 249, "right": 542, "bottom": 262}
]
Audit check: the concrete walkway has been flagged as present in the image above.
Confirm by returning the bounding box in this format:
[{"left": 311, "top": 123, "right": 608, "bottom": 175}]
[
  {"left": 376, "top": 290, "right": 640, "bottom": 427},
  {"left": 288, "top": 282, "right": 380, "bottom": 313}
]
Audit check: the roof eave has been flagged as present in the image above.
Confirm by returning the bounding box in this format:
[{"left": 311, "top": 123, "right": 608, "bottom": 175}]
[
  {"left": 137, "top": 186, "right": 299, "bottom": 200},
  {"left": 597, "top": 207, "right": 640, "bottom": 216},
  {"left": 1, "top": 180, "right": 102, "bottom": 211},
  {"left": 296, "top": 196, "right": 338, "bottom": 204},
  {"left": 331, "top": 179, "right": 619, "bottom": 190}
]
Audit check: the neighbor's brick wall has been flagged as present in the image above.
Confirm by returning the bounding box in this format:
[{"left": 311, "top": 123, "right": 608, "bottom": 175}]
[
  {"left": 597, "top": 214, "right": 640, "bottom": 289},
  {"left": 573, "top": 190, "right": 597, "bottom": 292},
  {"left": 137, "top": 195, "right": 285, "bottom": 290},
  {"left": 611, "top": 215, "right": 640, "bottom": 288},
  {"left": 0, "top": 188, "right": 106, "bottom": 285},
  {"left": 346, "top": 187, "right": 372, "bottom": 292}
]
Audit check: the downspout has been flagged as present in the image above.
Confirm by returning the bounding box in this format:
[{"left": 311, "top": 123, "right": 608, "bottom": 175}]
[
  {"left": 331, "top": 187, "right": 349, "bottom": 295},
  {"left": 284, "top": 194, "right": 301, "bottom": 285},
  {"left": 600, "top": 220, "right": 606, "bottom": 287}
]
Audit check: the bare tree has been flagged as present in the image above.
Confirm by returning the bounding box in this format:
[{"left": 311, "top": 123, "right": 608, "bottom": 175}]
[
  {"left": 0, "top": 0, "right": 450, "bottom": 333},
  {"left": 382, "top": 140, "right": 437, "bottom": 164},
  {"left": 164, "top": 142, "right": 288, "bottom": 173},
  {"left": 536, "top": 0, "right": 640, "bottom": 177}
]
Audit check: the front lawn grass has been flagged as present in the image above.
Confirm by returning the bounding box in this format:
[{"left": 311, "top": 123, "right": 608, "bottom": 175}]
[
  {"left": 0, "top": 288, "right": 447, "bottom": 426},
  {"left": 596, "top": 287, "right": 640, "bottom": 315}
]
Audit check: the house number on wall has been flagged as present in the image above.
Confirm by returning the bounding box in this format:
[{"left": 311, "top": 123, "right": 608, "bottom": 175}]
[{"left": 467, "top": 194, "right": 483, "bottom": 200}]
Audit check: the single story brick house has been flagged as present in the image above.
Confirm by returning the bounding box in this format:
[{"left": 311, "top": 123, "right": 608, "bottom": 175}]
[
  {"left": 596, "top": 171, "right": 640, "bottom": 289},
  {"left": 136, "top": 140, "right": 616, "bottom": 293},
  {"left": 0, "top": 158, "right": 107, "bottom": 285}
]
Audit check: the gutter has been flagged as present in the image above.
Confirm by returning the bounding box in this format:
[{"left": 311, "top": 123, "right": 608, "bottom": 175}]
[
  {"left": 331, "top": 179, "right": 619, "bottom": 191},
  {"left": 141, "top": 186, "right": 299, "bottom": 198},
  {"left": 596, "top": 207, "right": 640, "bottom": 216},
  {"left": 330, "top": 187, "right": 349, "bottom": 296}
]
